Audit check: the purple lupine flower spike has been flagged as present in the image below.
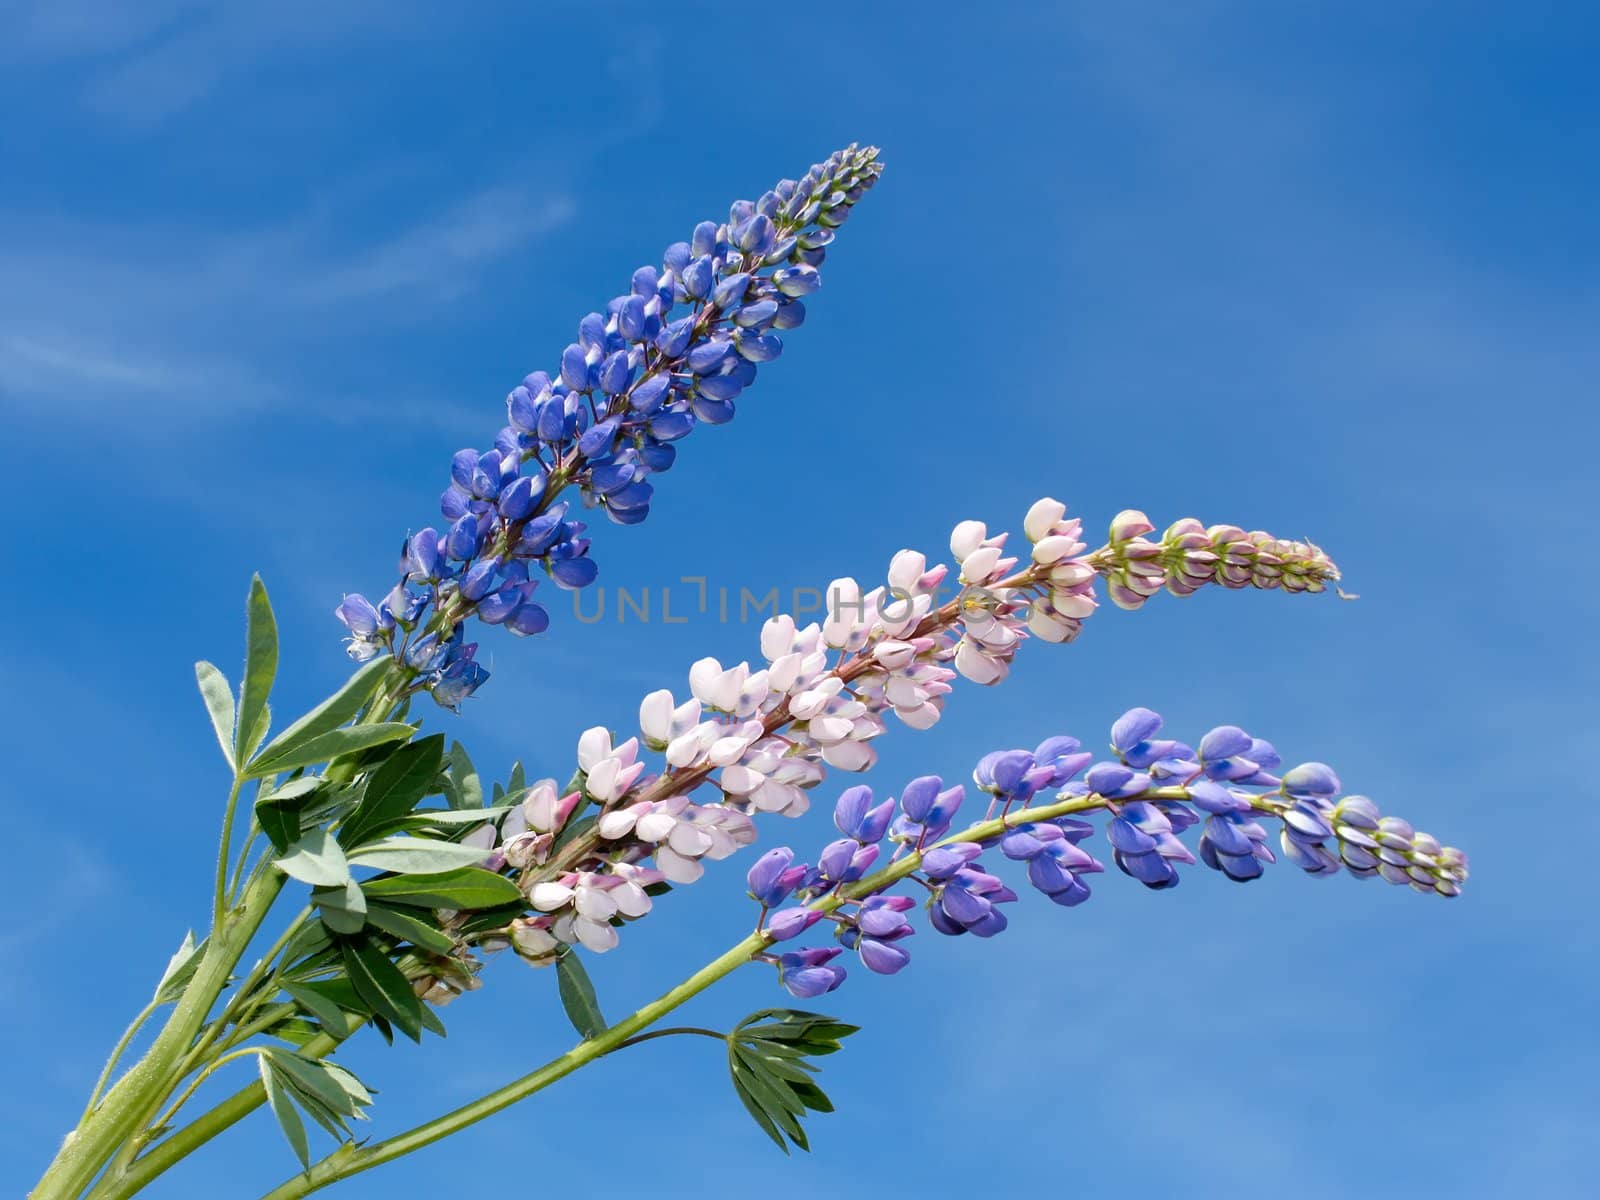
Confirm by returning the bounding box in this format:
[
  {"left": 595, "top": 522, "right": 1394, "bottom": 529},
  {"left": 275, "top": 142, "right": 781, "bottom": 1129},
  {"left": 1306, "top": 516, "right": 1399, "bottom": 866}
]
[
  {"left": 739, "top": 709, "right": 1463, "bottom": 999},
  {"left": 340, "top": 146, "right": 883, "bottom": 707}
]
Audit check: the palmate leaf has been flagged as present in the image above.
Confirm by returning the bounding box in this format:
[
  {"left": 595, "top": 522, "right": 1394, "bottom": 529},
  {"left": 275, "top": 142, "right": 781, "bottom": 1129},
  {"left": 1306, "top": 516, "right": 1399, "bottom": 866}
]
[
  {"left": 725, "top": 1010, "right": 858, "bottom": 1153},
  {"left": 259, "top": 1048, "right": 374, "bottom": 1168}
]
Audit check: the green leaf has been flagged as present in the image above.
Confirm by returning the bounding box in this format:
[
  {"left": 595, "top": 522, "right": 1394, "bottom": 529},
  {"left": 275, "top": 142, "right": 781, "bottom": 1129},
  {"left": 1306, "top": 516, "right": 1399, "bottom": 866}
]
[
  {"left": 360, "top": 866, "right": 523, "bottom": 911},
  {"left": 363, "top": 903, "right": 456, "bottom": 955},
  {"left": 418, "top": 1003, "right": 447, "bottom": 1039},
  {"left": 283, "top": 981, "right": 353, "bottom": 1035},
  {"left": 346, "top": 837, "right": 495, "bottom": 875},
  {"left": 310, "top": 880, "right": 366, "bottom": 935},
  {"left": 340, "top": 938, "right": 424, "bottom": 1043},
  {"left": 269, "top": 1051, "right": 368, "bottom": 1120},
  {"left": 256, "top": 777, "right": 324, "bottom": 854},
  {"left": 725, "top": 1009, "right": 853, "bottom": 1153},
  {"left": 446, "top": 741, "right": 483, "bottom": 810},
  {"left": 282, "top": 976, "right": 367, "bottom": 1023},
  {"left": 260, "top": 1055, "right": 310, "bottom": 1170},
  {"left": 275, "top": 829, "right": 351, "bottom": 888},
  {"left": 247, "top": 723, "right": 415, "bottom": 780},
  {"left": 154, "top": 931, "right": 201, "bottom": 1004},
  {"left": 391, "top": 805, "right": 514, "bottom": 831},
  {"left": 729, "top": 1062, "right": 788, "bottom": 1152},
  {"left": 507, "top": 761, "right": 526, "bottom": 795},
  {"left": 278, "top": 921, "right": 333, "bottom": 970},
  {"left": 555, "top": 951, "right": 606, "bottom": 1040},
  {"left": 235, "top": 575, "right": 279, "bottom": 764},
  {"left": 194, "top": 662, "right": 236, "bottom": 770},
  {"left": 339, "top": 734, "right": 445, "bottom": 848},
  {"left": 255, "top": 658, "right": 392, "bottom": 767}
]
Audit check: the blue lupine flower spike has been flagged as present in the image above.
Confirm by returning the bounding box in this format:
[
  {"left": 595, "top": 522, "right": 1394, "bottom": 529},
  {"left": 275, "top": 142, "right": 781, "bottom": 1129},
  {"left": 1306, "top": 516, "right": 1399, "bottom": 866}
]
[
  {"left": 751, "top": 708, "right": 1464, "bottom": 996},
  {"left": 337, "top": 145, "right": 883, "bottom": 707}
]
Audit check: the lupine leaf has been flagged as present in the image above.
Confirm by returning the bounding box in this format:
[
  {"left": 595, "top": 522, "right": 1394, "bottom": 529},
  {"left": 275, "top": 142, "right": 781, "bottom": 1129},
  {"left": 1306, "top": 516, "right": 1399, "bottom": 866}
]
[
  {"left": 283, "top": 982, "right": 353, "bottom": 1035},
  {"left": 339, "top": 734, "right": 445, "bottom": 848},
  {"left": 235, "top": 576, "right": 279, "bottom": 764},
  {"left": 255, "top": 658, "right": 391, "bottom": 767},
  {"left": 340, "top": 937, "right": 424, "bottom": 1042},
  {"left": 346, "top": 837, "right": 492, "bottom": 875},
  {"left": 310, "top": 880, "right": 367, "bottom": 934},
  {"left": 278, "top": 921, "right": 333, "bottom": 970},
  {"left": 363, "top": 902, "right": 456, "bottom": 955},
  {"left": 154, "top": 931, "right": 202, "bottom": 1004},
  {"left": 257, "top": 777, "right": 324, "bottom": 854},
  {"left": 194, "top": 662, "right": 236, "bottom": 770},
  {"left": 555, "top": 951, "right": 606, "bottom": 1039},
  {"left": 360, "top": 867, "right": 522, "bottom": 910},
  {"left": 269, "top": 1051, "right": 369, "bottom": 1120},
  {"left": 446, "top": 741, "right": 483, "bottom": 810},
  {"left": 275, "top": 830, "right": 351, "bottom": 888},
  {"left": 419, "top": 1003, "right": 447, "bottom": 1038},
  {"left": 724, "top": 1010, "right": 854, "bottom": 1152},
  {"left": 507, "top": 761, "right": 526, "bottom": 794},
  {"left": 391, "top": 805, "right": 514, "bottom": 831},
  {"left": 729, "top": 1060, "right": 789, "bottom": 1153},
  {"left": 260, "top": 1055, "right": 310, "bottom": 1169},
  {"left": 247, "top": 724, "right": 415, "bottom": 779}
]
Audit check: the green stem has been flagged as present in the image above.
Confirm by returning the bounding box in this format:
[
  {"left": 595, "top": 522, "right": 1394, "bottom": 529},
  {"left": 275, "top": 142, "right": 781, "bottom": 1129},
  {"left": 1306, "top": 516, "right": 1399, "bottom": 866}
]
[
  {"left": 31, "top": 865, "right": 286, "bottom": 1200},
  {"left": 214, "top": 776, "right": 247, "bottom": 931},
  {"left": 256, "top": 932, "right": 768, "bottom": 1200},
  {"left": 256, "top": 787, "right": 1163, "bottom": 1199},
  {"left": 77, "top": 999, "right": 163, "bottom": 1126},
  {"left": 610, "top": 1026, "right": 726, "bottom": 1051},
  {"left": 147, "top": 1049, "right": 265, "bottom": 1141},
  {"left": 88, "top": 1028, "right": 351, "bottom": 1200}
]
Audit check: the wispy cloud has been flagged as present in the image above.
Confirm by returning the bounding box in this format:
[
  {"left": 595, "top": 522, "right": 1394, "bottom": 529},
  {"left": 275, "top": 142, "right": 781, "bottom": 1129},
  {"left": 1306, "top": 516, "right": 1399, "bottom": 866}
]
[{"left": 0, "top": 180, "right": 575, "bottom": 424}]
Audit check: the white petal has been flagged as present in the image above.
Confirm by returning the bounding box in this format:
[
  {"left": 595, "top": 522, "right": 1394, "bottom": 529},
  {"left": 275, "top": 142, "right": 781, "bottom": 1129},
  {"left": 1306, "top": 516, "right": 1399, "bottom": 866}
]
[
  {"left": 1024, "top": 497, "right": 1067, "bottom": 542},
  {"left": 656, "top": 846, "right": 705, "bottom": 884},
  {"left": 639, "top": 689, "right": 675, "bottom": 744},
  {"left": 576, "top": 726, "right": 612, "bottom": 772},
  {"left": 529, "top": 882, "right": 574, "bottom": 912},
  {"left": 574, "top": 887, "right": 618, "bottom": 921},
  {"left": 575, "top": 917, "right": 619, "bottom": 953},
  {"left": 950, "top": 519, "right": 987, "bottom": 561}
]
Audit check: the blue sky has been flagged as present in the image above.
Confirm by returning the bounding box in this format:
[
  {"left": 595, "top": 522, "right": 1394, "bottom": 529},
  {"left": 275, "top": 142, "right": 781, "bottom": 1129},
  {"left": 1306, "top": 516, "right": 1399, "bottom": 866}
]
[{"left": 3, "top": 1, "right": 1595, "bottom": 1196}]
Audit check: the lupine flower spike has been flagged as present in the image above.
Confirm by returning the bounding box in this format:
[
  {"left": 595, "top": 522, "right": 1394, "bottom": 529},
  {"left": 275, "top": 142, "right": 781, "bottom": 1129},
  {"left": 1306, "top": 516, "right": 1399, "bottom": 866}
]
[
  {"left": 753, "top": 707, "right": 1465, "bottom": 996},
  {"left": 400, "top": 497, "right": 1353, "bottom": 997},
  {"left": 335, "top": 146, "right": 883, "bottom": 707}
]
